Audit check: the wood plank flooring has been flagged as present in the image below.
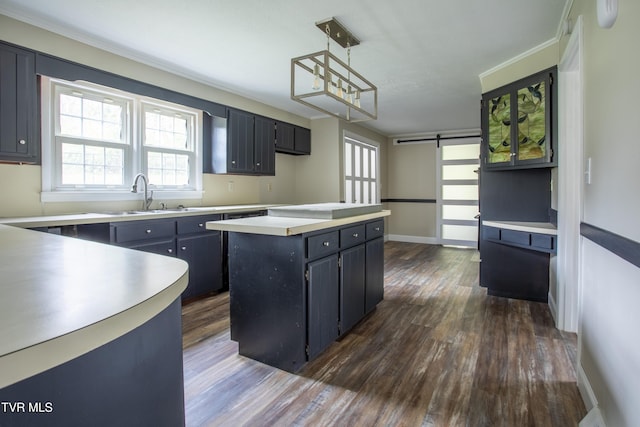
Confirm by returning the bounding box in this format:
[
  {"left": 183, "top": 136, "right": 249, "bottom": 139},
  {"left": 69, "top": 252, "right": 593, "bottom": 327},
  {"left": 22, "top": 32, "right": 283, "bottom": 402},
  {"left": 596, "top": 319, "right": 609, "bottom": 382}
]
[{"left": 182, "top": 242, "right": 586, "bottom": 426}]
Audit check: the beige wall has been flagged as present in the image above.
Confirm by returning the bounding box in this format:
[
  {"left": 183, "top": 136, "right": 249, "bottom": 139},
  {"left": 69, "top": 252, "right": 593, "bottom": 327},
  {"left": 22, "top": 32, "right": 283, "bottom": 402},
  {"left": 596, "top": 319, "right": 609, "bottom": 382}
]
[
  {"left": 0, "top": 15, "right": 310, "bottom": 217},
  {"left": 561, "top": 1, "right": 640, "bottom": 426},
  {"left": 385, "top": 141, "right": 437, "bottom": 240}
]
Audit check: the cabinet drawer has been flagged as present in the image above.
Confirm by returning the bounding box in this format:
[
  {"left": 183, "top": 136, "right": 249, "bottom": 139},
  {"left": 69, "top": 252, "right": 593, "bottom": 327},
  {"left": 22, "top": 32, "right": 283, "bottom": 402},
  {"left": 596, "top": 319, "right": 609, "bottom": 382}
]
[
  {"left": 307, "top": 231, "right": 339, "bottom": 259},
  {"left": 531, "top": 233, "right": 555, "bottom": 250},
  {"left": 366, "top": 220, "right": 384, "bottom": 239},
  {"left": 341, "top": 224, "right": 366, "bottom": 248},
  {"left": 112, "top": 219, "right": 175, "bottom": 244},
  {"left": 177, "top": 214, "right": 221, "bottom": 235},
  {"left": 483, "top": 226, "right": 500, "bottom": 241},
  {"left": 501, "top": 229, "right": 530, "bottom": 246}
]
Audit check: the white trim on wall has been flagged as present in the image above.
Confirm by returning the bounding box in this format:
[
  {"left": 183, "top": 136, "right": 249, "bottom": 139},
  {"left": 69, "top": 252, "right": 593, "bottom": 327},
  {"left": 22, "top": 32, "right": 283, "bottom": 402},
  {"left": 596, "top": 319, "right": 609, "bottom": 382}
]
[{"left": 556, "top": 15, "right": 584, "bottom": 333}]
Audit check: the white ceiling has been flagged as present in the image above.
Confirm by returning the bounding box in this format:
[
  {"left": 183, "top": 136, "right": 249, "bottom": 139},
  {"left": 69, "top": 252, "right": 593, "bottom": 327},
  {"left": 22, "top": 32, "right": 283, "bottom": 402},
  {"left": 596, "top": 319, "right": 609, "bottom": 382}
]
[{"left": 0, "top": 0, "right": 568, "bottom": 137}]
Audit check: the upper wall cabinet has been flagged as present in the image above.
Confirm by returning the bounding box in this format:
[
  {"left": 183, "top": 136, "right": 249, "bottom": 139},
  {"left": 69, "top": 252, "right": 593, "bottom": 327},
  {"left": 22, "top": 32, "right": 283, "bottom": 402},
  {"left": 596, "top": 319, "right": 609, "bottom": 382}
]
[
  {"left": 205, "top": 108, "right": 275, "bottom": 176},
  {"left": 0, "top": 42, "right": 39, "bottom": 164},
  {"left": 275, "top": 121, "right": 311, "bottom": 155},
  {"left": 481, "top": 67, "right": 557, "bottom": 170}
]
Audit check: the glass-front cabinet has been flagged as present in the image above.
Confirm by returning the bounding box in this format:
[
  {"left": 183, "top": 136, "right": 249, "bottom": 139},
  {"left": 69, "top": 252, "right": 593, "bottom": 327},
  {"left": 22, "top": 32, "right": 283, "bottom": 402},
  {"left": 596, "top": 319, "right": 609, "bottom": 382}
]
[{"left": 481, "top": 67, "right": 557, "bottom": 170}]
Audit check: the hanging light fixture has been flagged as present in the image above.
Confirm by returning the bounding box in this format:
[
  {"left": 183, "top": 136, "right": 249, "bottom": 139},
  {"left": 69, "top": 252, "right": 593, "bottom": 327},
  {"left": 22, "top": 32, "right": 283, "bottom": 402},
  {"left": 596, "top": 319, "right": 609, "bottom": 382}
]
[{"left": 291, "top": 17, "right": 377, "bottom": 122}]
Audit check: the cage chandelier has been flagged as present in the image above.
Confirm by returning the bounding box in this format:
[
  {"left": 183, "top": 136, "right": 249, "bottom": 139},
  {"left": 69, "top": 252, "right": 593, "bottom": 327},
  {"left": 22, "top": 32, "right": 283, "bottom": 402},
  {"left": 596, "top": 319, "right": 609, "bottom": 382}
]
[{"left": 291, "top": 17, "right": 377, "bottom": 123}]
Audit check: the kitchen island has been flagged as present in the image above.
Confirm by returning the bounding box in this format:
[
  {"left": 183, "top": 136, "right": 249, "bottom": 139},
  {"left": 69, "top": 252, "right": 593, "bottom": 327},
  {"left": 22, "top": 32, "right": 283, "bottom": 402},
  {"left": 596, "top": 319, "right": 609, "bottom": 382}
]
[
  {"left": 0, "top": 225, "right": 188, "bottom": 426},
  {"left": 206, "top": 204, "right": 390, "bottom": 372}
]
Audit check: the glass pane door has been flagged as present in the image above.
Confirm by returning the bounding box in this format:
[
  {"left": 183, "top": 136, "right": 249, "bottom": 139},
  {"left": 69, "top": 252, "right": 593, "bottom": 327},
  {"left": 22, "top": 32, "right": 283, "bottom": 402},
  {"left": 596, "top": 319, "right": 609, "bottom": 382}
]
[{"left": 437, "top": 138, "right": 480, "bottom": 247}]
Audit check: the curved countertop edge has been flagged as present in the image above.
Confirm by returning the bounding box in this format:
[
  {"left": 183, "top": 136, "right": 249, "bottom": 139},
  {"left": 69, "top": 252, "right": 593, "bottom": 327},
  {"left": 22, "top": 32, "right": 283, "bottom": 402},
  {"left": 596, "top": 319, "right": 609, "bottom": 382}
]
[
  {"left": 0, "top": 204, "right": 278, "bottom": 228},
  {"left": 482, "top": 220, "right": 557, "bottom": 236},
  {"left": 0, "top": 271, "right": 188, "bottom": 390},
  {"left": 206, "top": 210, "right": 391, "bottom": 236}
]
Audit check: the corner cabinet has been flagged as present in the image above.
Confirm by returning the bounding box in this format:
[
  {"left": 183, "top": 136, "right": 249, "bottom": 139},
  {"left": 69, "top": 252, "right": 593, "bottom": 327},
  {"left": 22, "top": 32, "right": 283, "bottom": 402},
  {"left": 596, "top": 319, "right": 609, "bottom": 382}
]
[
  {"left": 0, "top": 42, "right": 39, "bottom": 164},
  {"left": 481, "top": 67, "right": 557, "bottom": 170}
]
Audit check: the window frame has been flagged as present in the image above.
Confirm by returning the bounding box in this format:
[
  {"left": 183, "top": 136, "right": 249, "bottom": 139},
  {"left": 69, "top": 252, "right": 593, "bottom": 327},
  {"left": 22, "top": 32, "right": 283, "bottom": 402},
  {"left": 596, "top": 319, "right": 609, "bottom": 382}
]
[
  {"left": 41, "top": 77, "right": 203, "bottom": 203},
  {"left": 343, "top": 131, "right": 380, "bottom": 204}
]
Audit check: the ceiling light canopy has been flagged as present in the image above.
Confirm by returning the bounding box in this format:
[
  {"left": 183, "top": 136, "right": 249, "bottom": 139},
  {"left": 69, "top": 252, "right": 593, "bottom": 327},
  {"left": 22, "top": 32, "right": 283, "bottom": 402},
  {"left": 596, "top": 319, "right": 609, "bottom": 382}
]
[{"left": 291, "top": 17, "right": 377, "bottom": 123}]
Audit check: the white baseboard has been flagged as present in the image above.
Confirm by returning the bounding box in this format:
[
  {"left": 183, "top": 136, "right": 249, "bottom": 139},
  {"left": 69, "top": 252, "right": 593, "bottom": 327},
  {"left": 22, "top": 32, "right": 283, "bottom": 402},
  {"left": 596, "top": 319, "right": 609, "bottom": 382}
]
[
  {"left": 387, "top": 234, "right": 438, "bottom": 245},
  {"left": 577, "top": 362, "right": 599, "bottom": 413}
]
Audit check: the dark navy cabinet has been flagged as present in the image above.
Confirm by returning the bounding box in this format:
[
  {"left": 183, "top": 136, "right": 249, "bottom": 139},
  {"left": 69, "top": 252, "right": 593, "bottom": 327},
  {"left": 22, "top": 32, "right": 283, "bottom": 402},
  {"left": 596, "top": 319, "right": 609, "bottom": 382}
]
[
  {"left": 481, "top": 67, "right": 557, "bottom": 170},
  {"left": 227, "top": 218, "right": 385, "bottom": 372},
  {"left": 275, "top": 121, "right": 311, "bottom": 155},
  {"left": 77, "top": 214, "right": 224, "bottom": 301},
  {"left": 0, "top": 41, "right": 39, "bottom": 164},
  {"left": 215, "top": 108, "right": 275, "bottom": 175}
]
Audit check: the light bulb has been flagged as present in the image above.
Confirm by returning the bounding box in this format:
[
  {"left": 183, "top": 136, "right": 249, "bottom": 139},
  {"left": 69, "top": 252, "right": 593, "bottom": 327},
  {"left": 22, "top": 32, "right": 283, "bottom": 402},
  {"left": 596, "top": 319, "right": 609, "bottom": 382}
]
[
  {"left": 337, "top": 79, "right": 344, "bottom": 98},
  {"left": 312, "top": 65, "right": 321, "bottom": 91},
  {"left": 326, "top": 72, "right": 335, "bottom": 94},
  {"left": 354, "top": 90, "right": 361, "bottom": 108},
  {"left": 346, "top": 85, "right": 353, "bottom": 103}
]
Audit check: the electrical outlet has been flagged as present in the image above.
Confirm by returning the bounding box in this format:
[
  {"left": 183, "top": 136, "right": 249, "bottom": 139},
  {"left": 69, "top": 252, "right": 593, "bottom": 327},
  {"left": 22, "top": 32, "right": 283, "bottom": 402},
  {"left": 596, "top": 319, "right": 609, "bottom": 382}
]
[
  {"left": 228, "top": 181, "right": 234, "bottom": 192},
  {"left": 267, "top": 183, "right": 273, "bottom": 192}
]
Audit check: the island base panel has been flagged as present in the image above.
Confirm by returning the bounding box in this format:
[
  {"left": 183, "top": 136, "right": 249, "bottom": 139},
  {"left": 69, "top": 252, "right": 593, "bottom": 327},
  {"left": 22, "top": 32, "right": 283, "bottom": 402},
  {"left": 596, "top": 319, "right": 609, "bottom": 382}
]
[
  {"left": 229, "top": 232, "right": 307, "bottom": 373},
  {"left": 0, "top": 299, "right": 185, "bottom": 427}
]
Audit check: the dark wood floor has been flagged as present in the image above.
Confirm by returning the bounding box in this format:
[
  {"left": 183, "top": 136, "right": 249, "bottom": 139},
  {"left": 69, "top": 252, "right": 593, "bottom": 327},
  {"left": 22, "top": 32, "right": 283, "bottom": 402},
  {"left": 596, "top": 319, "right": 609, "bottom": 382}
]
[{"left": 182, "top": 242, "right": 586, "bottom": 426}]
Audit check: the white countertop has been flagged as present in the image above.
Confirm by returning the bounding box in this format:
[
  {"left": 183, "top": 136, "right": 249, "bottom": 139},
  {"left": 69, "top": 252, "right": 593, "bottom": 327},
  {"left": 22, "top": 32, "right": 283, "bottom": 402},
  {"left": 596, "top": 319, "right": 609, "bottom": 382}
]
[
  {"left": 0, "top": 225, "right": 189, "bottom": 389},
  {"left": 0, "top": 204, "right": 276, "bottom": 228},
  {"left": 482, "top": 220, "right": 557, "bottom": 236},
  {"left": 206, "top": 210, "right": 391, "bottom": 236}
]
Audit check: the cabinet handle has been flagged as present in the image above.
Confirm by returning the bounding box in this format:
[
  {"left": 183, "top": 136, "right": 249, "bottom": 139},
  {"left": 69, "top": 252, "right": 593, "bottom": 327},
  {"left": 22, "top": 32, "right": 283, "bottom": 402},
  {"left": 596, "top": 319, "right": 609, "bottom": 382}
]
[
  {"left": 198, "top": 223, "right": 204, "bottom": 227},
  {"left": 231, "top": 160, "right": 236, "bottom": 165},
  {"left": 19, "top": 139, "right": 26, "bottom": 145},
  {"left": 145, "top": 229, "right": 152, "bottom": 234},
  {"left": 256, "top": 162, "right": 261, "bottom": 166},
  {"left": 181, "top": 246, "right": 187, "bottom": 251},
  {"left": 323, "top": 241, "right": 330, "bottom": 247},
  {"left": 167, "top": 248, "right": 173, "bottom": 253},
  {"left": 374, "top": 227, "right": 381, "bottom": 231},
  {"left": 352, "top": 233, "right": 359, "bottom": 238}
]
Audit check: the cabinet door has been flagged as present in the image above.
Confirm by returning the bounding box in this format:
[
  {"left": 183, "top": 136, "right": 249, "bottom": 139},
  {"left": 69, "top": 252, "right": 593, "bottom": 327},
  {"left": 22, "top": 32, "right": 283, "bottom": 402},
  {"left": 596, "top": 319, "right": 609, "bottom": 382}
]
[
  {"left": 0, "top": 43, "right": 39, "bottom": 163},
  {"left": 340, "top": 244, "right": 366, "bottom": 335},
  {"left": 178, "top": 232, "right": 223, "bottom": 300},
  {"left": 307, "top": 255, "right": 339, "bottom": 359},
  {"left": 365, "top": 237, "right": 384, "bottom": 313},
  {"left": 227, "top": 109, "right": 254, "bottom": 173},
  {"left": 294, "top": 126, "right": 311, "bottom": 154},
  {"left": 275, "top": 121, "right": 295, "bottom": 152},
  {"left": 483, "top": 67, "right": 555, "bottom": 169},
  {"left": 254, "top": 116, "right": 275, "bottom": 175}
]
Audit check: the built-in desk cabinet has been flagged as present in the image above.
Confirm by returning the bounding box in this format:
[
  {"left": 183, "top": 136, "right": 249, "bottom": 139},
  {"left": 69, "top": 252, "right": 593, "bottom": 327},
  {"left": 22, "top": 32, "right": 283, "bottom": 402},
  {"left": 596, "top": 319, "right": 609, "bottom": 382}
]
[{"left": 480, "top": 224, "right": 555, "bottom": 302}]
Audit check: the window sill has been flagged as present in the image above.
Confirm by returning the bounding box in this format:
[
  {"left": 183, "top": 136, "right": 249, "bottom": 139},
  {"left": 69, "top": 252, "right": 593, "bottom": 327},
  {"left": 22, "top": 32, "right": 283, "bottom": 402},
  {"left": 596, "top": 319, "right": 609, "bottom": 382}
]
[{"left": 41, "top": 190, "right": 204, "bottom": 203}]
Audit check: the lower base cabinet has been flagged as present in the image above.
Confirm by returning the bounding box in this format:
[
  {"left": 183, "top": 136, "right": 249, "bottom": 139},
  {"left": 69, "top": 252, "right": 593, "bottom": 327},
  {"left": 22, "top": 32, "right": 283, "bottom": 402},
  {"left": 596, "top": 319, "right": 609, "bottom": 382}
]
[
  {"left": 228, "top": 218, "right": 385, "bottom": 372},
  {"left": 77, "top": 214, "right": 224, "bottom": 301}
]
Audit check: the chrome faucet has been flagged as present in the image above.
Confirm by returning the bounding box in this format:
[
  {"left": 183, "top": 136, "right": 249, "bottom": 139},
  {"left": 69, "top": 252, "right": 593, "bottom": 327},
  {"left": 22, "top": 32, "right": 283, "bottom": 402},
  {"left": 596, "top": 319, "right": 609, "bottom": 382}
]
[{"left": 131, "top": 173, "right": 153, "bottom": 211}]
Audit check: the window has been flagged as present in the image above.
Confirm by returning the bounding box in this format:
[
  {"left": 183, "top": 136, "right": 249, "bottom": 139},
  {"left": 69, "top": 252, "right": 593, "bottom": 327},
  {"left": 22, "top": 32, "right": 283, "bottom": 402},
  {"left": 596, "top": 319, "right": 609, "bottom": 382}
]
[
  {"left": 344, "top": 134, "right": 379, "bottom": 204},
  {"left": 41, "top": 77, "right": 202, "bottom": 202}
]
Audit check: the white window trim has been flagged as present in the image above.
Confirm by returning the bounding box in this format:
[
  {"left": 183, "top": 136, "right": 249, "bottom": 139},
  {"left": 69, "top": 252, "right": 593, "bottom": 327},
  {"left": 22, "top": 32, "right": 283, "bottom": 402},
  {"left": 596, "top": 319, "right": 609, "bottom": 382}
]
[
  {"left": 41, "top": 77, "right": 203, "bottom": 203},
  {"left": 342, "top": 130, "right": 381, "bottom": 204}
]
